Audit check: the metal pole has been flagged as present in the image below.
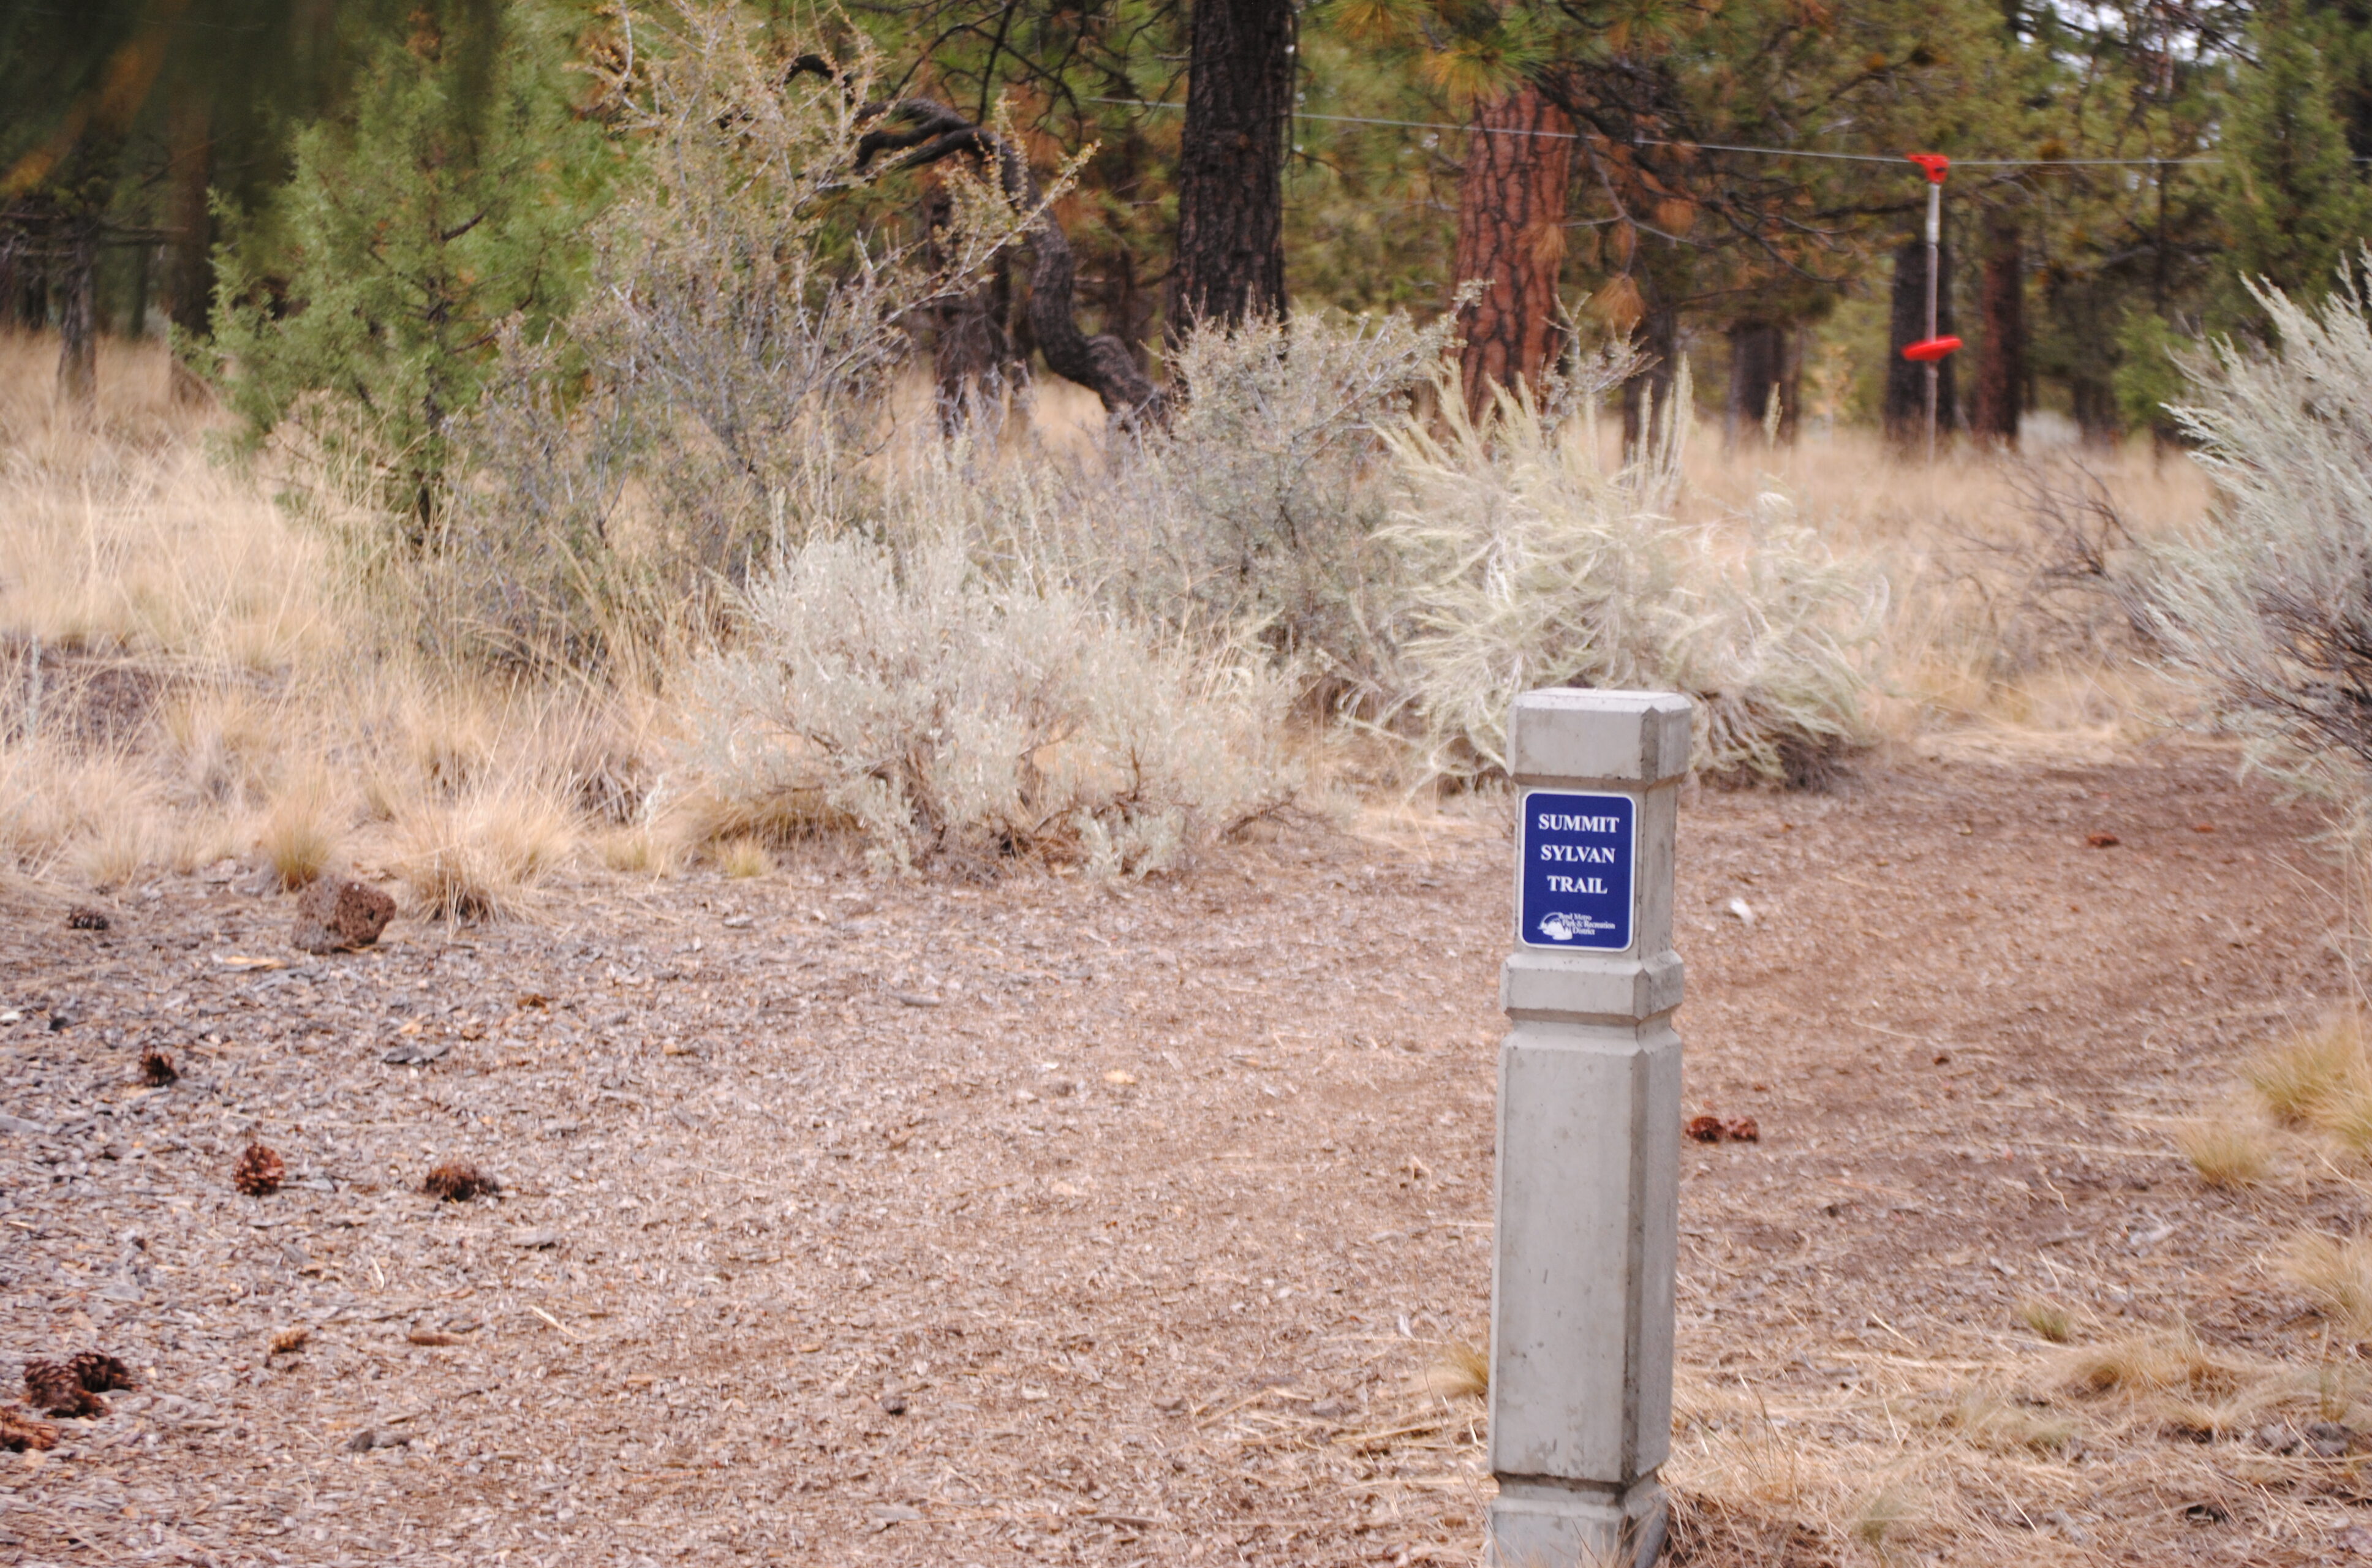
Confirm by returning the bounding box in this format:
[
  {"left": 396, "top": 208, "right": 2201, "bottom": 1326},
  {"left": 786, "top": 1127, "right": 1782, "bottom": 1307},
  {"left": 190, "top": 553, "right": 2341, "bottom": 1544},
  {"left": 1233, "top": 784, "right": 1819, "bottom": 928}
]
[{"left": 1924, "top": 178, "right": 1941, "bottom": 466}]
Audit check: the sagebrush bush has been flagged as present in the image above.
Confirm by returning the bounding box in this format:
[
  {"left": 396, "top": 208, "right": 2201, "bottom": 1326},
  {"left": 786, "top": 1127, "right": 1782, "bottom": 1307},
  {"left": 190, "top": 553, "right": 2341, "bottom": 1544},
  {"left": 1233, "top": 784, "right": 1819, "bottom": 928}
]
[
  {"left": 2151, "top": 258, "right": 2372, "bottom": 801},
  {"left": 674, "top": 535, "right": 1295, "bottom": 875},
  {"left": 433, "top": 3, "right": 1052, "bottom": 669},
  {"left": 1118, "top": 311, "right": 1452, "bottom": 710},
  {"left": 1381, "top": 366, "right": 1883, "bottom": 784}
]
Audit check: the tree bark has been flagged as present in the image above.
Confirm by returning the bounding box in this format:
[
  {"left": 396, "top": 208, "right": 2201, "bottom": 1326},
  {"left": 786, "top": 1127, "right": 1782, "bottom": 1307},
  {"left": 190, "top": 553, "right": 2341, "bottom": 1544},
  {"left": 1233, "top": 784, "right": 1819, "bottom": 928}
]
[
  {"left": 1451, "top": 85, "right": 1573, "bottom": 422},
  {"left": 166, "top": 84, "right": 215, "bottom": 401},
  {"left": 1971, "top": 213, "right": 2023, "bottom": 447},
  {"left": 1884, "top": 235, "right": 1955, "bottom": 446},
  {"left": 56, "top": 211, "right": 99, "bottom": 406},
  {"left": 1724, "top": 320, "right": 1799, "bottom": 445},
  {"left": 2071, "top": 377, "right": 2118, "bottom": 445},
  {"left": 0, "top": 225, "right": 31, "bottom": 327},
  {"left": 1168, "top": 0, "right": 1293, "bottom": 335}
]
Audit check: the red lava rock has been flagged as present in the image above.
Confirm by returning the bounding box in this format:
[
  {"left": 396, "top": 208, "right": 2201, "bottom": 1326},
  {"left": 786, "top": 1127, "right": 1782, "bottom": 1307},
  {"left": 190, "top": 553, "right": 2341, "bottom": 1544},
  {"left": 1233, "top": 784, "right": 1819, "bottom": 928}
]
[
  {"left": 64, "top": 906, "right": 109, "bottom": 932},
  {"left": 2087, "top": 832, "right": 2121, "bottom": 848},
  {"left": 0, "top": 1408, "right": 59, "bottom": 1451},
  {"left": 421, "top": 1161, "right": 497, "bottom": 1202},
  {"left": 291, "top": 876, "right": 396, "bottom": 954},
  {"left": 140, "top": 1049, "right": 178, "bottom": 1086},
  {"left": 1723, "top": 1117, "right": 1761, "bottom": 1144},
  {"left": 23, "top": 1362, "right": 104, "bottom": 1419},
  {"left": 233, "top": 1143, "right": 285, "bottom": 1197},
  {"left": 69, "top": 1352, "right": 134, "bottom": 1393},
  {"left": 1685, "top": 1115, "right": 1726, "bottom": 1144}
]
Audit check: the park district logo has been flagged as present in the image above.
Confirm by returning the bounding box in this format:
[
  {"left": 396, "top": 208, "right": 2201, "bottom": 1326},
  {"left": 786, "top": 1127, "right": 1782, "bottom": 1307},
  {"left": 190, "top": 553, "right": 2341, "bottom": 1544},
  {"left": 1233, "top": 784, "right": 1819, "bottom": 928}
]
[{"left": 1518, "top": 790, "right": 1636, "bottom": 952}]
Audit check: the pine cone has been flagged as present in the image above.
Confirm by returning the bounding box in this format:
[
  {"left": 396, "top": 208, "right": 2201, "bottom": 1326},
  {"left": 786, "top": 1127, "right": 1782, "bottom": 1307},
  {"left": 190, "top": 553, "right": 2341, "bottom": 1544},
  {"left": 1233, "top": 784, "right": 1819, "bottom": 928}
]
[
  {"left": 421, "top": 1162, "right": 496, "bottom": 1202},
  {"left": 232, "top": 1143, "right": 285, "bottom": 1197},
  {"left": 0, "top": 1407, "right": 59, "bottom": 1452},
  {"left": 69, "top": 1352, "right": 134, "bottom": 1393},
  {"left": 139, "top": 1049, "right": 177, "bottom": 1086},
  {"left": 23, "top": 1361, "right": 103, "bottom": 1418},
  {"left": 64, "top": 906, "right": 109, "bottom": 932}
]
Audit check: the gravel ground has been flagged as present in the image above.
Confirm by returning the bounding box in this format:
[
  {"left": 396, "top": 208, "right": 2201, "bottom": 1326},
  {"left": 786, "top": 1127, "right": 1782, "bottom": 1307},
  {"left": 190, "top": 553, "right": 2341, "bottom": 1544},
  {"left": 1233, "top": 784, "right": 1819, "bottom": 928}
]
[{"left": 0, "top": 741, "right": 2354, "bottom": 1566}]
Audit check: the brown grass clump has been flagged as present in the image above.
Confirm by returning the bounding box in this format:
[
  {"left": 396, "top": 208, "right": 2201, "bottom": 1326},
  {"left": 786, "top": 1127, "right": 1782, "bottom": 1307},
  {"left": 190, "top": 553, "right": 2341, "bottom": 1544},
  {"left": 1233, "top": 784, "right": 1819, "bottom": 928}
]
[
  {"left": 2284, "top": 1233, "right": 2372, "bottom": 1343},
  {"left": 2016, "top": 1297, "right": 2079, "bottom": 1344},
  {"left": 269, "top": 1327, "right": 309, "bottom": 1355},
  {"left": 596, "top": 826, "right": 670, "bottom": 876},
  {"left": 74, "top": 807, "right": 156, "bottom": 891},
  {"left": 1421, "top": 1339, "right": 1489, "bottom": 1401},
  {"left": 2173, "top": 1115, "right": 2272, "bottom": 1187},
  {"left": 257, "top": 771, "right": 340, "bottom": 889},
  {"left": 2323, "top": 1090, "right": 2372, "bottom": 1159},
  {"left": 138, "top": 1048, "right": 177, "bottom": 1085},
  {"left": 390, "top": 785, "right": 575, "bottom": 921},
  {"left": 2245, "top": 1013, "right": 2368, "bottom": 1128},
  {"left": 421, "top": 1161, "right": 497, "bottom": 1202},
  {"left": 1951, "top": 1389, "right": 2079, "bottom": 1454},
  {"left": 716, "top": 835, "right": 772, "bottom": 878},
  {"left": 1849, "top": 1477, "right": 1925, "bottom": 1550},
  {"left": 2055, "top": 1322, "right": 2249, "bottom": 1401},
  {"left": 232, "top": 1142, "right": 285, "bottom": 1196},
  {"left": 0, "top": 1406, "right": 59, "bottom": 1452}
]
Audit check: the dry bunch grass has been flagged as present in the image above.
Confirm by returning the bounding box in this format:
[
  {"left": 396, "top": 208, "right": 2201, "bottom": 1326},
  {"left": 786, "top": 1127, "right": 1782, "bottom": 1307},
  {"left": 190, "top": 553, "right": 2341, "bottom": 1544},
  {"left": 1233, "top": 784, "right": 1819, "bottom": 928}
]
[
  {"left": 715, "top": 836, "right": 772, "bottom": 878},
  {"left": 1, "top": 324, "right": 2211, "bottom": 908},
  {"left": 1670, "top": 421, "right": 2204, "bottom": 745},
  {"left": 390, "top": 782, "right": 577, "bottom": 922},
  {"left": 2174, "top": 1113, "right": 2275, "bottom": 1188},
  {"left": 1420, "top": 1340, "right": 1489, "bottom": 1403},
  {"left": 2285, "top": 1234, "right": 2372, "bottom": 1343},
  {"left": 2015, "top": 1297, "right": 2080, "bottom": 1344},
  {"left": 2246, "top": 1013, "right": 2371, "bottom": 1129}
]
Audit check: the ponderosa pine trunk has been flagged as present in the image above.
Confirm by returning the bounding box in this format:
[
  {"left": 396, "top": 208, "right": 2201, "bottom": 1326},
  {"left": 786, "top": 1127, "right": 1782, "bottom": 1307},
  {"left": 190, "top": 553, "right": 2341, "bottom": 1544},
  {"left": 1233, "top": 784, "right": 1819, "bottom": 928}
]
[
  {"left": 1724, "top": 320, "right": 1799, "bottom": 445},
  {"left": 1451, "top": 85, "right": 1573, "bottom": 421},
  {"left": 1884, "top": 235, "right": 1955, "bottom": 447},
  {"left": 166, "top": 85, "right": 214, "bottom": 401},
  {"left": 1971, "top": 213, "right": 2023, "bottom": 447},
  {"left": 55, "top": 213, "right": 99, "bottom": 406},
  {"left": 1168, "top": 0, "right": 1293, "bottom": 334},
  {"left": 0, "top": 227, "right": 32, "bottom": 326}
]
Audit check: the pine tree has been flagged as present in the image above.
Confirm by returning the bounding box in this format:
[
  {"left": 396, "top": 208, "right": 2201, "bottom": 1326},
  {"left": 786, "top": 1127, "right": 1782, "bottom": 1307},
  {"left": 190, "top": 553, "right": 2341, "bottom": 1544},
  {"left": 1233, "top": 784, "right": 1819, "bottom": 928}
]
[
  {"left": 1449, "top": 85, "right": 1573, "bottom": 417},
  {"left": 2215, "top": 10, "right": 2372, "bottom": 326},
  {"left": 210, "top": 1, "right": 608, "bottom": 533},
  {"left": 1169, "top": 0, "right": 1294, "bottom": 332}
]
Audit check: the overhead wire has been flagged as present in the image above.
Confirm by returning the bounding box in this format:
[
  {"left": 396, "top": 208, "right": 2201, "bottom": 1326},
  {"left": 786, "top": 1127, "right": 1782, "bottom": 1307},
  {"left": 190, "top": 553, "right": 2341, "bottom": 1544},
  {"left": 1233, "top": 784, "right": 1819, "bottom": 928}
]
[{"left": 1083, "top": 96, "right": 2227, "bottom": 169}]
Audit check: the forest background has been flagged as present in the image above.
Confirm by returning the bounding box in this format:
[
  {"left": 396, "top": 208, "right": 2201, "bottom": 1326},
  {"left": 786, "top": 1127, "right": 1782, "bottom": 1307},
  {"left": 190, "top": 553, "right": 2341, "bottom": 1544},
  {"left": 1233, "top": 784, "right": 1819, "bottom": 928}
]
[{"left": 7, "top": 0, "right": 2370, "bottom": 448}]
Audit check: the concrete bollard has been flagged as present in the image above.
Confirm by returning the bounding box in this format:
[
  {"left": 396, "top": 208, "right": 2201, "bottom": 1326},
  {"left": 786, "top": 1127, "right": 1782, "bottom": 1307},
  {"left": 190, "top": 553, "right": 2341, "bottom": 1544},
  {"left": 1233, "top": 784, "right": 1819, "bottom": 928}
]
[{"left": 1488, "top": 689, "right": 1691, "bottom": 1568}]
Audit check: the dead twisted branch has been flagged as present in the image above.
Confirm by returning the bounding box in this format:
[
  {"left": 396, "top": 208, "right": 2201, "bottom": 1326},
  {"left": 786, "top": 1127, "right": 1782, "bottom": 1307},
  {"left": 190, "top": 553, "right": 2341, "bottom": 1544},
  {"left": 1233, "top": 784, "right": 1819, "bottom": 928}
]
[{"left": 791, "top": 56, "right": 1166, "bottom": 425}]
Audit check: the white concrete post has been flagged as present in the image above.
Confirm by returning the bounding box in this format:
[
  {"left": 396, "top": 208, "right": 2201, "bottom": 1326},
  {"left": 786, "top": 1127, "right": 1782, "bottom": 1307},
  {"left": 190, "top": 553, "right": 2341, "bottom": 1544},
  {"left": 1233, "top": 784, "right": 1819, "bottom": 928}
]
[{"left": 1489, "top": 689, "right": 1691, "bottom": 1568}]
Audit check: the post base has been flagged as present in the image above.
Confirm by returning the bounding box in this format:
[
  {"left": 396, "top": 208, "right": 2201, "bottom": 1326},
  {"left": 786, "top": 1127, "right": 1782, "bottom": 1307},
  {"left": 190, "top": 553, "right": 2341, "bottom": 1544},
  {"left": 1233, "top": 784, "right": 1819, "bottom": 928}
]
[{"left": 1488, "top": 1475, "right": 1666, "bottom": 1568}]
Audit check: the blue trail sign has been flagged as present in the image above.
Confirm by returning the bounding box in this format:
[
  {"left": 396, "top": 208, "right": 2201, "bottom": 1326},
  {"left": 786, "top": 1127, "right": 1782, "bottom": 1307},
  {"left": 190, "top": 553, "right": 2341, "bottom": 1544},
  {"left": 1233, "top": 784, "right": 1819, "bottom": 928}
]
[{"left": 1517, "top": 791, "right": 1636, "bottom": 952}]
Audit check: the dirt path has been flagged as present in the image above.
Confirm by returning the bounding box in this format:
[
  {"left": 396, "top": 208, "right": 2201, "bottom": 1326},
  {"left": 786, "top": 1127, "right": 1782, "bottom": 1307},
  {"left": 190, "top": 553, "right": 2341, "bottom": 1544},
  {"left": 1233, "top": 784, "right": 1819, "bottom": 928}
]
[{"left": 0, "top": 742, "right": 2356, "bottom": 1566}]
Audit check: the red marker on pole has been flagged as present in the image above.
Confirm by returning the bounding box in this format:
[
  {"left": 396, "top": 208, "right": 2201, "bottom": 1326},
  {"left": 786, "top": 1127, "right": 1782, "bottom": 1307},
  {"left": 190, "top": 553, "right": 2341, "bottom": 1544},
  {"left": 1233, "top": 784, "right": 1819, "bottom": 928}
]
[{"left": 1905, "top": 154, "right": 1955, "bottom": 464}]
